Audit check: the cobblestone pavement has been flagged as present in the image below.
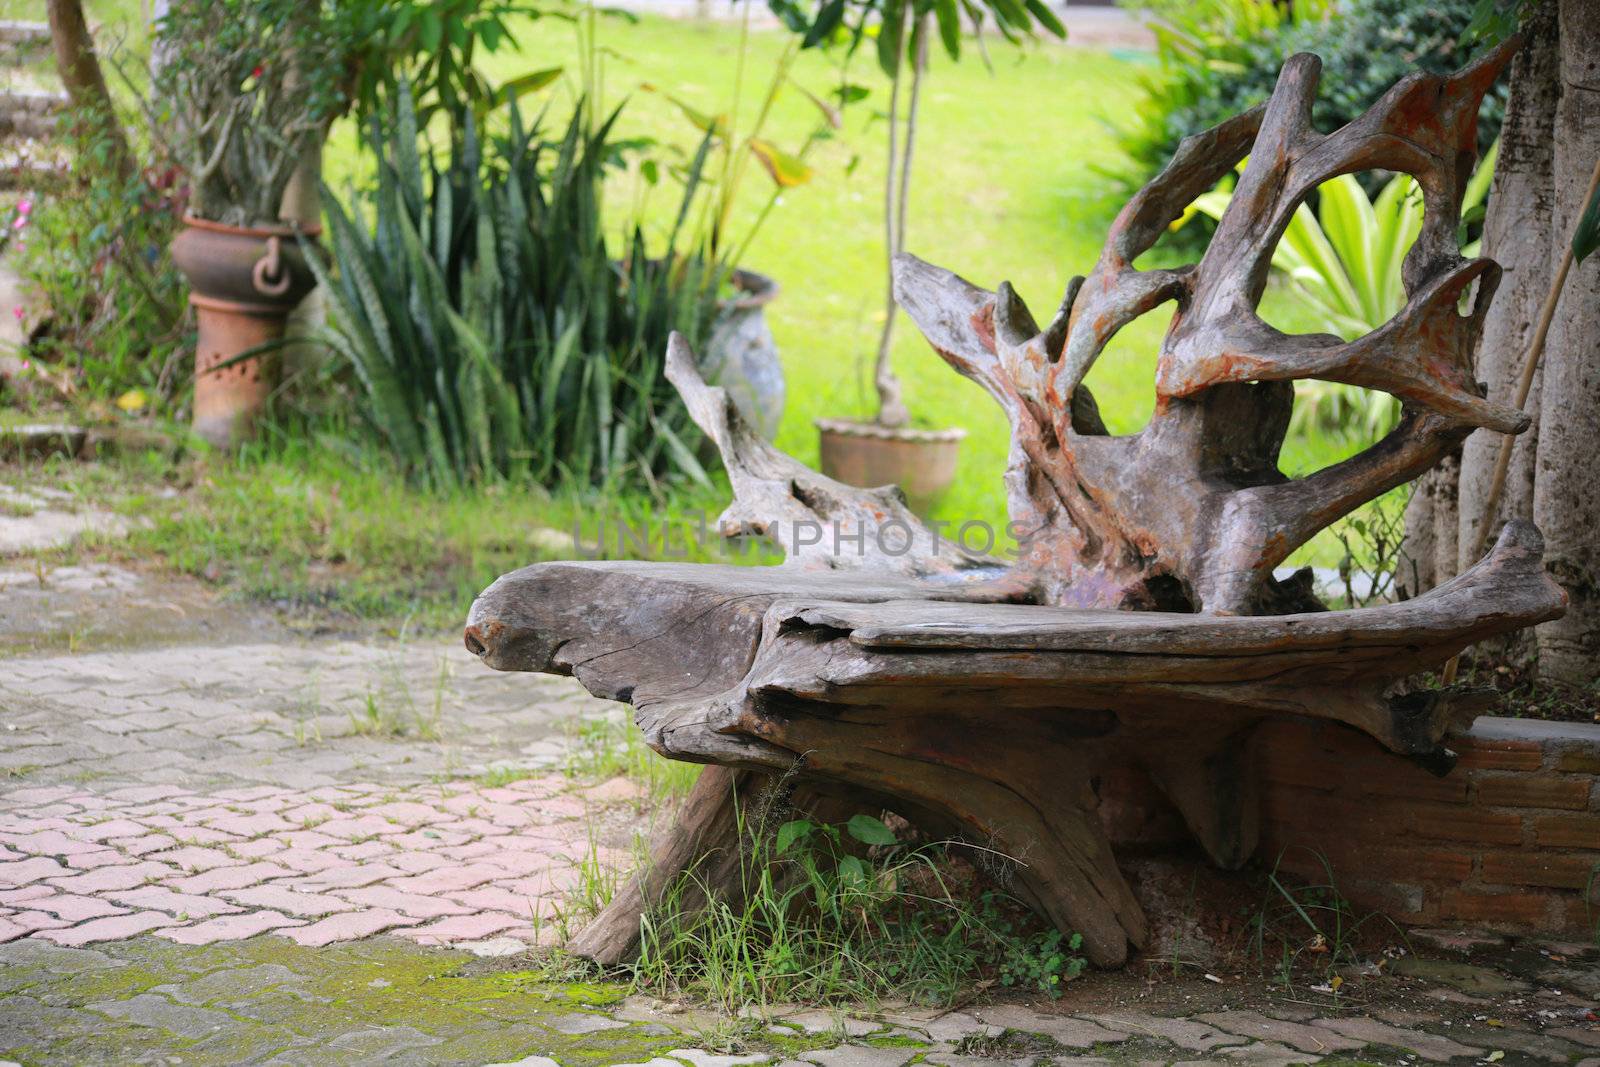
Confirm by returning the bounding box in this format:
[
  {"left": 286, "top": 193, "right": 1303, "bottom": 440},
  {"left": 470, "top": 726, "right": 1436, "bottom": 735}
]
[
  {"left": 0, "top": 630, "right": 640, "bottom": 955},
  {"left": 3, "top": 535, "right": 1600, "bottom": 1064}
]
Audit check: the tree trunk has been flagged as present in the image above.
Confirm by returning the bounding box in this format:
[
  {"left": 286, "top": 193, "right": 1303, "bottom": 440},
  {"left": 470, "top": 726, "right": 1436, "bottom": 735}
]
[
  {"left": 46, "top": 0, "right": 134, "bottom": 181},
  {"left": 279, "top": 138, "right": 327, "bottom": 380},
  {"left": 1532, "top": 0, "right": 1600, "bottom": 685},
  {"left": 1457, "top": 1, "right": 1558, "bottom": 578}
]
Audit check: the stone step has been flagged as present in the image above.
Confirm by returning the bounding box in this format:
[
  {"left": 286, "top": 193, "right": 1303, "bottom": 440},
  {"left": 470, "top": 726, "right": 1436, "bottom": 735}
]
[
  {"left": 0, "top": 21, "right": 52, "bottom": 52},
  {"left": 0, "top": 88, "right": 66, "bottom": 141}
]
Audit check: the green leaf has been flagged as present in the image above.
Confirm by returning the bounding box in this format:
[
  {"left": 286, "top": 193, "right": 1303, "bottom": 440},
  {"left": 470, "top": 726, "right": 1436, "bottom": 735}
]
[
  {"left": 748, "top": 139, "right": 814, "bottom": 188},
  {"left": 1573, "top": 171, "right": 1600, "bottom": 265},
  {"left": 845, "top": 813, "right": 897, "bottom": 846},
  {"left": 837, "top": 854, "right": 869, "bottom": 885},
  {"left": 876, "top": 0, "right": 905, "bottom": 78},
  {"left": 775, "top": 819, "right": 813, "bottom": 855},
  {"left": 485, "top": 67, "right": 563, "bottom": 111},
  {"left": 1024, "top": 0, "right": 1066, "bottom": 37},
  {"left": 802, "top": 0, "right": 846, "bottom": 48},
  {"left": 934, "top": 0, "right": 961, "bottom": 60}
]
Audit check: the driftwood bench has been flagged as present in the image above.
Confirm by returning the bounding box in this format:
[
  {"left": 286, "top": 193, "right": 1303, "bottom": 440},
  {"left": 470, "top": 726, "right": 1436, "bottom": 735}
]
[{"left": 465, "top": 39, "right": 1565, "bottom": 968}]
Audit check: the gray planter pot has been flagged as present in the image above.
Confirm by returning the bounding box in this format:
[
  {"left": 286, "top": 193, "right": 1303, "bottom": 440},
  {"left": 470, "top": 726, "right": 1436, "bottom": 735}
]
[{"left": 699, "top": 268, "right": 784, "bottom": 440}]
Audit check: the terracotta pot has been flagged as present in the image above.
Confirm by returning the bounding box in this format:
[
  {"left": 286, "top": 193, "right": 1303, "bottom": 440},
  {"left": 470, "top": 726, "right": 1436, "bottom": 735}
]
[
  {"left": 170, "top": 216, "right": 321, "bottom": 447},
  {"left": 816, "top": 417, "right": 966, "bottom": 515}
]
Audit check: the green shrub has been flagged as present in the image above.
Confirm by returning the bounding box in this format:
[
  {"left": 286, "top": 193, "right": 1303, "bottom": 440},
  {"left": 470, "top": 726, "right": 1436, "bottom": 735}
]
[
  {"left": 13, "top": 111, "right": 188, "bottom": 409},
  {"left": 313, "top": 88, "right": 726, "bottom": 490},
  {"left": 1113, "top": 0, "right": 1502, "bottom": 198}
]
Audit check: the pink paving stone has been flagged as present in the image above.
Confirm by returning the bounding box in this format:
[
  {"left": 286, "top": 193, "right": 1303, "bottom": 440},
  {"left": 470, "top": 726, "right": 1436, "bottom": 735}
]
[
  {"left": 38, "top": 911, "right": 178, "bottom": 945},
  {"left": 315, "top": 815, "right": 402, "bottom": 841},
  {"left": 536, "top": 797, "right": 588, "bottom": 819},
  {"left": 0, "top": 918, "right": 30, "bottom": 943},
  {"left": 502, "top": 869, "right": 582, "bottom": 898},
  {"left": 330, "top": 841, "right": 394, "bottom": 862},
  {"left": 62, "top": 851, "right": 137, "bottom": 871},
  {"left": 0, "top": 831, "right": 112, "bottom": 857},
  {"left": 473, "top": 851, "right": 556, "bottom": 879},
  {"left": 168, "top": 862, "right": 293, "bottom": 895},
  {"left": 386, "top": 829, "right": 472, "bottom": 850},
  {"left": 220, "top": 885, "right": 355, "bottom": 917},
  {"left": 106, "top": 785, "right": 190, "bottom": 803},
  {"left": 295, "top": 863, "right": 404, "bottom": 890},
  {"left": 0, "top": 856, "right": 70, "bottom": 887},
  {"left": 151, "top": 846, "right": 242, "bottom": 874},
  {"left": 365, "top": 802, "right": 446, "bottom": 826},
  {"left": 438, "top": 841, "right": 504, "bottom": 862},
  {"left": 230, "top": 838, "right": 286, "bottom": 859},
  {"left": 123, "top": 802, "right": 185, "bottom": 818},
  {"left": 105, "top": 833, "right": 177, "bottom": 857},
  {"left": 447, "top": 887, "right": 551, "bottom": 918},
  {"left": 306, "top": 786, "right": 362, "bottom": 802},
  {"left": 400, "top": 912, "right": 525, "bottom": 945},
  {"left": 28, "top": 805, "right": 81, "bottom": 818},
  {"left": 4, "top": 787, "right": 76, "bottom": 804},
  {"left": 0, "top": 846, "right": 20, "bottom": 861},
  {"left": 433, "top": 818, "right": 504, "bottom": 838},
  {"left": 478, "top": 786, "right": 554, "bottom": 804},
  {"left": 280, "top": 804, "right": 343, "bottom": 825},
  {"left": 273, "top": 848, "right": 348, "bottom": 874},
  {"left": 109, "top": 886, "right": 243, "bottom": 919},
  {"left": 48, "top": 861, "right": 176, "bottom": 894},
  {"left": 385, "top": 862, "right": 510, "bottom": 896},
  {"left": 280, "top": 830, "right": 344, "bottom": 850},
  {"left": 205, "top": 812, "right": 295, "bottom": 838},
  {"left": 215, "top": 785, "right": 284, "bottom": 802},
  {"left": 0, "top": 885, "right": 54, "bottom": 905},
  {"left": 177, "top": 806, "right": 240, "bottom": 826},
  {"left": 10, "top": 911, "right": 70, "bottom": 932},
  {"left": 1, "top": 816, "right": 73, "bottom": 833},
  {"left": 335, "top": 886, "right": 473, "bottom": 918},
  {"left": 237, "top": 796, "right": 293, "bottom": 813},
  {"left": 157, "top": 910, "right": 303, "bottom": 945},
  {"left": 280, "top": 908, "right": 422, "bottom": 947},
  {"left": 71, "top": 818, "right": 154, "bottom": 841},
  {"left": 388, "top": 852, "right": 453, "bottom": 874},
  {"left": 27, "top": 895, "right": 129, "bottom": 922},
  {"left": 164, "top": 827, "right": 238, "bottom": 845}
]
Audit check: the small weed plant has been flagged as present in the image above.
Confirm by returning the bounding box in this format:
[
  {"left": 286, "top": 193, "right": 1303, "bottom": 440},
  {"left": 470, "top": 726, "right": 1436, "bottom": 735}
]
[
  {"left": 631, "top": 790, "right": 1087, "bottom": 1012},
  {"left": 1247, "top": 847, "right": 1403, "bottom": 996}
]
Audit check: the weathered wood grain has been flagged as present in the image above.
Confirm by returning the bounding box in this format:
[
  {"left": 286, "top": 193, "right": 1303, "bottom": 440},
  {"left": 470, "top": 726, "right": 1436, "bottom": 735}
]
[{"left": 467, "top": 42, "right": 1555, "bottom": 971}]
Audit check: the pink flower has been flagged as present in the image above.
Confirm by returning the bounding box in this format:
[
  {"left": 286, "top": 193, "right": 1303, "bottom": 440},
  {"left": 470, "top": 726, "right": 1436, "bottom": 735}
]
[
  {"left": 15, "top": 199, "right": 30, "bottom": 215},
  {"left": 11, "top": 307, "right": 22, "bottom": 321},
  {"left": 10, "top": 215, "right": 24, "bottom": 230}
]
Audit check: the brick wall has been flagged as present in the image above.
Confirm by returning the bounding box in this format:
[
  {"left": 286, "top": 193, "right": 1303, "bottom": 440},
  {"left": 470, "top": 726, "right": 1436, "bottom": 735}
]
[{"left": 1098, "top": 717, "right": 1600, "bottom": 936}]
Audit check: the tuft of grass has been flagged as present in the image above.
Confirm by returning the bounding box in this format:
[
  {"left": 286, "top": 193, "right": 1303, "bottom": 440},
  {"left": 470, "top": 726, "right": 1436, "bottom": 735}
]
[
  {"left": 1246, "top": 847, "right": 1405, "bottom": 998},
  {"left": 630, "top": 786, "right": 1086, "bottom": 1012}
]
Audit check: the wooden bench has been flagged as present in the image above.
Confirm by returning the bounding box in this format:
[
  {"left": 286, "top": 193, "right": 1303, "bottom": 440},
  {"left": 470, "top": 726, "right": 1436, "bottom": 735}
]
[{"left": 465, "top": 38, "right": 1564, "bottom": 968}]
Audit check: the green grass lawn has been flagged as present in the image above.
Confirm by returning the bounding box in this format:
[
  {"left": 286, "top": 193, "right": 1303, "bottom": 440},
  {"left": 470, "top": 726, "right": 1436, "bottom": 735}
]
[{"left": 6, "top": 1, "right": 1372, "bottom": 629}]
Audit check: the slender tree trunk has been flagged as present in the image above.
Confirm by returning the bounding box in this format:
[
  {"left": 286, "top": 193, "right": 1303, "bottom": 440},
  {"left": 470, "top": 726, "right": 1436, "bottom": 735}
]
[
  {"left": 876, "top": 13, "right": 934, "bottom": 428},
  {"left": 1457, "top": 2, "right": 1558, "bottom": 577},
  {"left": 1532, "top": 0, "right": 1600, "bottom": 685},
  {"left": 279, "top": 137, "right": 326, "bottom": 379},
  {"left": 47, "top": 0, "right": 134, "bottom": 180}
]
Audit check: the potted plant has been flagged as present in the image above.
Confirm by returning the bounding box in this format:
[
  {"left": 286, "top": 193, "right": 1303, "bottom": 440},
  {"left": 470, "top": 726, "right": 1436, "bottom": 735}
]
[
  {"left": 155, "top": 0, "right": 345, "bottom": 446},
  {"left": 780, "top": 0, "right": 1064, "bottom": 512}
]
